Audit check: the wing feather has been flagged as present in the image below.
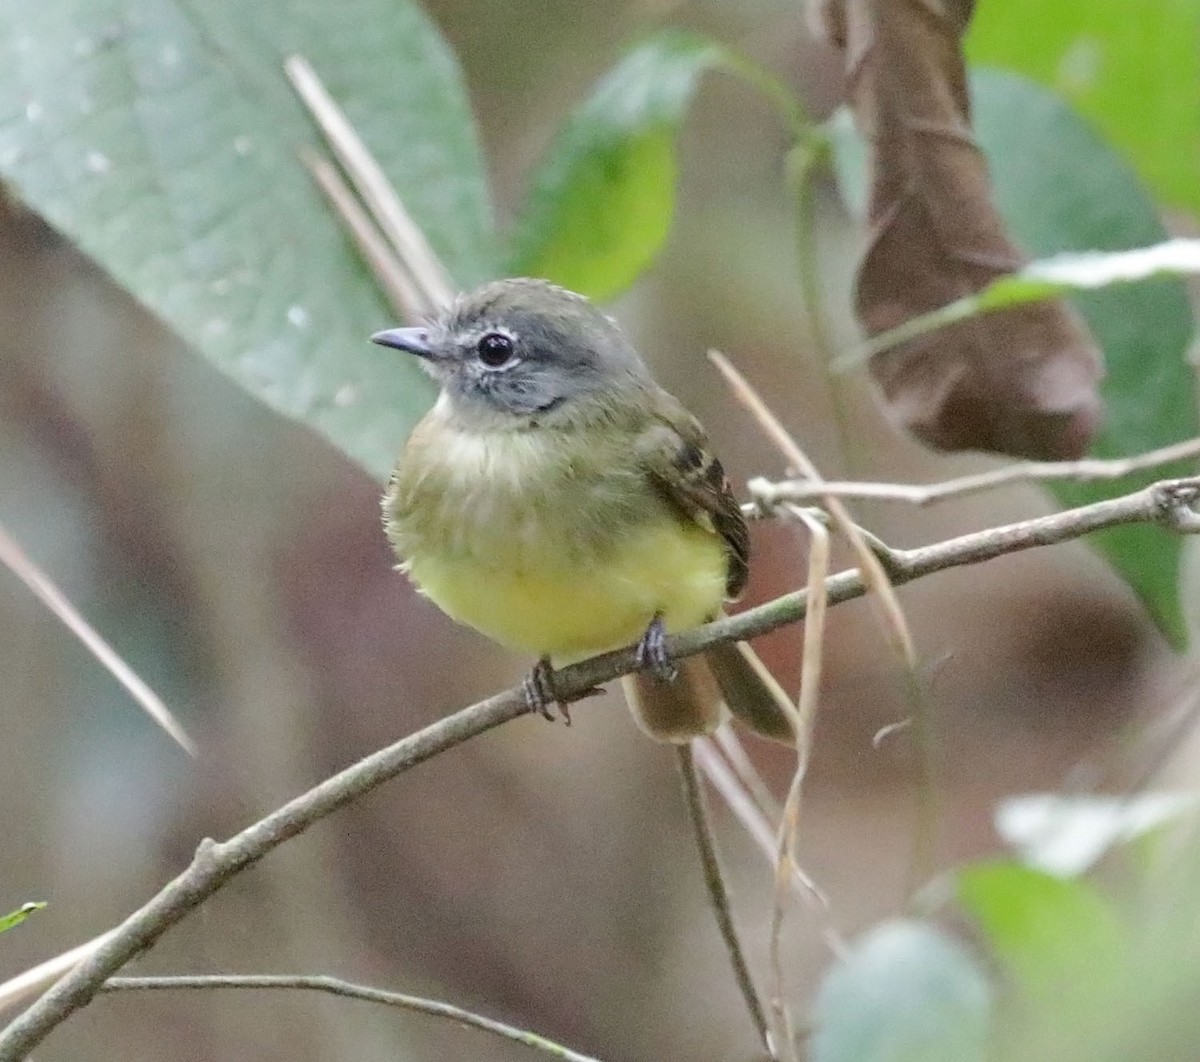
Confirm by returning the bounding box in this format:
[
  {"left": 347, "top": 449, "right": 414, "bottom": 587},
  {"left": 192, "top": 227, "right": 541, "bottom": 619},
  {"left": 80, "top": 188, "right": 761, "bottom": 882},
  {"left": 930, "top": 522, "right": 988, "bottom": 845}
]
[{"left": 638, "top": 391, "right": 749, "bottom": 599}]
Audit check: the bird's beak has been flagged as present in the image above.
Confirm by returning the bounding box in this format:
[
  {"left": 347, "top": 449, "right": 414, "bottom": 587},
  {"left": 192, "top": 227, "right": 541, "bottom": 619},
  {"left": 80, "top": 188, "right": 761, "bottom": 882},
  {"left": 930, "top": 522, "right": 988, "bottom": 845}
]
[{"left": 370, "top": 326, "right": 434, "bottom": 358}]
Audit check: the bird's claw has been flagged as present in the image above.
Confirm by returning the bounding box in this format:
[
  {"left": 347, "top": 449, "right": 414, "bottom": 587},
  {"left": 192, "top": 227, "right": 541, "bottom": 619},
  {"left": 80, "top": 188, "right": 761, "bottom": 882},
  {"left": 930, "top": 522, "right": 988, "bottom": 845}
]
[
  {"left": 523, "top": 658, "right": 560, "bottom": 721},
  {"left": 635, "top": 613, "right": 678, "bottom": 683}
]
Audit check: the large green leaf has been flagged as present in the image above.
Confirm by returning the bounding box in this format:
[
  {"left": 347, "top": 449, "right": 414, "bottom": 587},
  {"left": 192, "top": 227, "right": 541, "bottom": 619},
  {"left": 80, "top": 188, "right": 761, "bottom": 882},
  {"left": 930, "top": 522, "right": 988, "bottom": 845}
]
[
  {"left": 967, "top": 0, "right": 1200, "bottom": 220},
  {"left": 827, "top": 71, "right": 1198, "bottom": 642},
  {"left": 811, "top": 920, "right": 992, "bottom": 1062},
  {"left": 0, "top": 0, "right": 496, "bottom": 481},
  {"left": 972, "top": 69, "right": 1199, "bottom": 644},
  {"left": 509, "top": 31, "right": 727, "bottom": 301}
]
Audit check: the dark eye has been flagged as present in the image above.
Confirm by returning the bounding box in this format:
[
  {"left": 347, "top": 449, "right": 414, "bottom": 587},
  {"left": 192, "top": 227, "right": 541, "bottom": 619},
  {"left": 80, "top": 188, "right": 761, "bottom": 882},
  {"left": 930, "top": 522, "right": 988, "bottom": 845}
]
[{"left": 477, "top": 332, "right": 515, "bottom": 367}]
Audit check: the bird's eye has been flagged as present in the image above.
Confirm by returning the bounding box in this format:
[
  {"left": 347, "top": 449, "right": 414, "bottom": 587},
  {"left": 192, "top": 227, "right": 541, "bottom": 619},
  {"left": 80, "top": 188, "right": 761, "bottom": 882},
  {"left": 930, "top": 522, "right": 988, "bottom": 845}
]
[{"left": 477, "top": 332, "right": 515, "bottom": 367}]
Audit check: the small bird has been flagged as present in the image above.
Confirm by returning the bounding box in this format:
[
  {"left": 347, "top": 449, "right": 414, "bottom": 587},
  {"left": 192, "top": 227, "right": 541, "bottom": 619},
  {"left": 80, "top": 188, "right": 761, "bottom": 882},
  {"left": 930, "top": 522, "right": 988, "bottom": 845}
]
[{"left": 375, "top": 278, "right": 793, "bottom": 744}]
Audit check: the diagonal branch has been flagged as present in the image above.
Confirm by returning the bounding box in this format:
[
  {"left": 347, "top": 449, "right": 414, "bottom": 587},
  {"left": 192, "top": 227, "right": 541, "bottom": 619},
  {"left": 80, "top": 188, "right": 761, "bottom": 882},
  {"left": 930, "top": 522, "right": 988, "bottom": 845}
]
[{"left": 2, "top": 474, "right": 1198, "bottom": 1059}]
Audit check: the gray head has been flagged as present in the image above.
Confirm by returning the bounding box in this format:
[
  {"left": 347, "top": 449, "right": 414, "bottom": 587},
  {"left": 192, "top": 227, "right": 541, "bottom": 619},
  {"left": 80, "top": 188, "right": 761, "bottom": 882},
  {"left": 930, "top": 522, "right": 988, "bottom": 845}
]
[{"left": 371, "top": 278, "right": 650, "bottom": 420}]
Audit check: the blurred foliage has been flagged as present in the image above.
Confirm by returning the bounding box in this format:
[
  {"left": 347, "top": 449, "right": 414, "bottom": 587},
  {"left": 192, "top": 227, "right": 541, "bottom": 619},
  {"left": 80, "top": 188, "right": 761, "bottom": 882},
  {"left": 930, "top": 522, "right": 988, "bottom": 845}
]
[
  {"left": 509, "top": 31, "right": 729, "bottom": 301},
  {"left": 509, "top": 30, "right": 807, "bottom": 302},
  {"left": 966, "top": 0, "right": 1200, "bottom": 219},
  {"left": 958, "top": 862, "right": 1129, "bottom": 1012},
  {"left": 810, "top": 920, "right": 992, "bottom": 1062}
]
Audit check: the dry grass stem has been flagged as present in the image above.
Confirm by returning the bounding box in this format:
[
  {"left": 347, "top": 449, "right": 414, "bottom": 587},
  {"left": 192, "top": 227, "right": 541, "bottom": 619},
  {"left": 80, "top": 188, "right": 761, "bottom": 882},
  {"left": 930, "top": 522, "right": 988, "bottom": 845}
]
[
  {"left": 713, "top": 725, "right": 784, "bottom": 822},
  {"left": 285, "top": 55, "right": 454, "bottom": 314},
  {"left": 768, "top": 506, "right": 830, "bottom": 1062},
  {"left": 0, "top": 932, "right": 116, "bottom": 1018},
  {"left": 708, "top": 350, "right": 938, "bottom": 888},
  {"left": 708, "top": 350, "right": 916, "bottom": 663},
  {"left": 693, "top": 739, "right": 828, "bottom": 906},
  {"left": 299, "top": 147, "right": 429, "bottom": 321},
  {"left": 0, "top": 522, "right": 194, "bottom": 755}
]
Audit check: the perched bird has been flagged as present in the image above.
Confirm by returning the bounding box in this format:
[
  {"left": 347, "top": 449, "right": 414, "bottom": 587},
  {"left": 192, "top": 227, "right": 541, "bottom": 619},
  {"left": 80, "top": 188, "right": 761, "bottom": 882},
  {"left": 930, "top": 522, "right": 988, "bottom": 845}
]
[{"left": 375, "top": 278, "right": 793, "bottom": 744}]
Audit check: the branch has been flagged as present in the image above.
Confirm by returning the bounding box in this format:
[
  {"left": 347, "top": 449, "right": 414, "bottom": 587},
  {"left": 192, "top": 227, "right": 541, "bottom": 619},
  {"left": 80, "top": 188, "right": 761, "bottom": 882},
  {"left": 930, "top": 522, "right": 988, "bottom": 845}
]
[
  {"left": 2, "top": 474, "right": 1198, "bottom": 1059},
  {"left": 675, "top": 745, "right": 774, "bottom": 1058},
  {"left": 750, "top": 435, "right": 1200, "bottom": 509},
  {"left": 101, "top": 975, "right": 601, "bottom": 1062}
]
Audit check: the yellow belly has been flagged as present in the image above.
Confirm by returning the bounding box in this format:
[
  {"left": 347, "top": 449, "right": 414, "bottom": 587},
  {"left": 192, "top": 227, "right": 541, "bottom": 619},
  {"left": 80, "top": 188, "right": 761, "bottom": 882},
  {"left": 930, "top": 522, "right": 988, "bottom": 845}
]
[{"left": 407, "top": 518, "right": 727, "bottom": 662}]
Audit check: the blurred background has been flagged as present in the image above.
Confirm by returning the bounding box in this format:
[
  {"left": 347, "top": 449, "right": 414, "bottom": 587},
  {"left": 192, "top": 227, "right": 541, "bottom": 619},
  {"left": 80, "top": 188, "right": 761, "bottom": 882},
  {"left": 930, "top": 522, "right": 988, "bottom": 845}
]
[{"left": 0, "top": 0, "right": 1189, "bottom": 1059}]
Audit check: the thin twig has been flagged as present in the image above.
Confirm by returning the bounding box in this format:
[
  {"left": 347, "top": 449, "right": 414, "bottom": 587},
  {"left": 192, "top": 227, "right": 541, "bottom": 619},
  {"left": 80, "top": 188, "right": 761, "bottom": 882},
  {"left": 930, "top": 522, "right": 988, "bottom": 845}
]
[
  {"left": 2, "top": 474, "right": 1198, "bottom": 1059},
  {"left": 675, "top": 745, "right": 774, "bottom": 1059},
  {"left": 750, "top": 434, "right": 1200, "bottom": 509},
  {"left": 101, "top": 975, "right": 601, "bottom": 1062},
  {"left": 0, "top": 522, "right": 194, "bottom": 755},
  {"left": 769, "top": 506, "right": 829, "bottom": 1062},
  {"left": 285, "top": 56, "right": 454, "bottom": 313}
]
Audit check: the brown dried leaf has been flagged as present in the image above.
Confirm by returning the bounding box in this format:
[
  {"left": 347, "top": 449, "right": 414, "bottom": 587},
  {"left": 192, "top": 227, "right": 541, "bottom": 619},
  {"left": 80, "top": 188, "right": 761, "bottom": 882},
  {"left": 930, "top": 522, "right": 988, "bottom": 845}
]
[{"left": 815, "top": 0, "right": 1105, "bottom": 460}]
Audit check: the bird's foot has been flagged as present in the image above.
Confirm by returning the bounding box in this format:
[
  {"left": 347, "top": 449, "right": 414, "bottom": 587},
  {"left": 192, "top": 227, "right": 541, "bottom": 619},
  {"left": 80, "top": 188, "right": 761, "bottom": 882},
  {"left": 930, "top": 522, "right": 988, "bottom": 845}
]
[
  {"left": 635, "top": 613, "right": 678, "bottom": 683},
  {"left": 522, "top": 658, "right": 606, "bottom": 726},
  {"left": 523, "top": 657, "right": 561, "bottom": 722}
]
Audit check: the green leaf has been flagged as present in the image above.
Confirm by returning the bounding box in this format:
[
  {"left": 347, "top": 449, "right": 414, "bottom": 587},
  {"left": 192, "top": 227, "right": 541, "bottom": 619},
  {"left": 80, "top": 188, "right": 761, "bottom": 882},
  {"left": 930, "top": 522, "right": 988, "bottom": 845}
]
[
  {"left": 995, "top": 792, "right": 1199, "bottom": 877},
  {"left": 957, "top": 862, "right": 1128, "bottom": 1012},
  {"left": 843, "top": 239, "right": 1200, "bottom": 366},
  {"left": 974, "top": 69, "right": 1199, "bottom": 645},
  {"left": 0, "top": 0, "right": 496, "bottom": 481},
  {"left": 827, "top": 71, "right": 1199, "bottom": 643},
  {"left": 0, "top": 902, "right": 46, "bottom": 934},
  {"left": 509, "top": 31, "right": 727, "bottom": 301},
  {"left": 811, "top": 920, "right": 992, "bottom": 1062},
  {"left": 966, "top": 0, "right": 1200, "bottom": 220}
]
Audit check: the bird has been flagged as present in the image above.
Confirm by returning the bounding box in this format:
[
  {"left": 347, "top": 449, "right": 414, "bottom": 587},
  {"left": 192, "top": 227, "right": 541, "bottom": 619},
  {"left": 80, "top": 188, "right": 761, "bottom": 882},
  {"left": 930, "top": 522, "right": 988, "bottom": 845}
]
[{"left": 375, "top": 277, "right": 793, "bottom": 744}]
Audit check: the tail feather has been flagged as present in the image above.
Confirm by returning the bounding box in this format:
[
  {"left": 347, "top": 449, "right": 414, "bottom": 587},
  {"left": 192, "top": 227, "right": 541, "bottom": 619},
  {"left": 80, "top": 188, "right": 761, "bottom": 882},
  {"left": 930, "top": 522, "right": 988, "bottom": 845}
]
[
  {"left": 621, "top": 641, "right": 795, "bottom": 745},
  {"left": 706, "top": 640, "right": 796, "bottom": 744},
  {"left": 622, "top": 658, "right": 725, "bottom": 743}
]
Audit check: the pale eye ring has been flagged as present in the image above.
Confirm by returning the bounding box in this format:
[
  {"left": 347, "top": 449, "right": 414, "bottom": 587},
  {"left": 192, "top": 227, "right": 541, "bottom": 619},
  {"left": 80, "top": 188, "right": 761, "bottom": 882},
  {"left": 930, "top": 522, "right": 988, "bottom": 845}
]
[{"left": 477, "top": 331, "right": 515, "bottom": 367}]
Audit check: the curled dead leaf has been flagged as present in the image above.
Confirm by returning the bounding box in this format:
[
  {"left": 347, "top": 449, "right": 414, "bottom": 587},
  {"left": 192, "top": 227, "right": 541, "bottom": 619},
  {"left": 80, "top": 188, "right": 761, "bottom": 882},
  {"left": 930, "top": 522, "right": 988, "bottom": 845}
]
[{"left": 814, "top": 0, "right": 1104, "bottom": 459}]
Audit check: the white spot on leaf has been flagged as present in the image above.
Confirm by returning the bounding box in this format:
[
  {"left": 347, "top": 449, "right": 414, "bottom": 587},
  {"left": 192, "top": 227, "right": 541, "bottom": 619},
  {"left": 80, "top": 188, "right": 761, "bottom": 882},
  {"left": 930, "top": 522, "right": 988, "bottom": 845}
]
[
  {"left": 334, "top": 384, "right": 359, "bottom": 407},
  {"left": 1058, "top": 37, "right": 1103, "bottom": 92},
  {"left": 233, "top": 135, "right": 253, "bottom": 156},
  {"left": 287, "top": 305, "right": 310, "bottom": 329},
  {"left": 85, "top": 151, "right": 111, "bottom": 175},
  {"left": 25, "top": 101, "right": 42, "bottom": 123}
]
